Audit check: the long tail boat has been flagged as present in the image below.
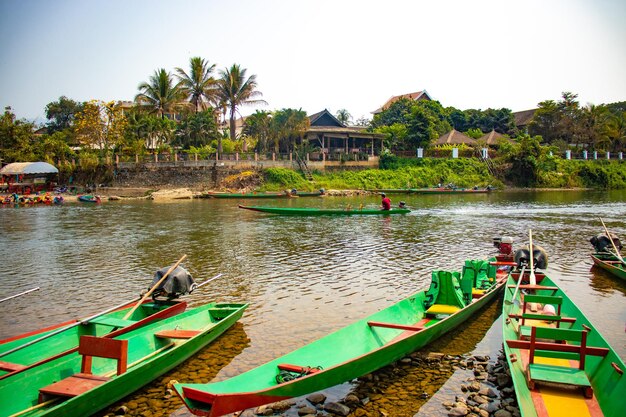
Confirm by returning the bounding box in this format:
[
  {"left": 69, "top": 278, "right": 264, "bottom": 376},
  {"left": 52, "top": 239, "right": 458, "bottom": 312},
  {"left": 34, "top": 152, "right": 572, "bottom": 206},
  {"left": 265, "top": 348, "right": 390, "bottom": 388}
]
[
  {"left": 0, "top": 299, "right": 186, "bottom": 380},
  {"left": 589, "top": 232, "right": 626, "bottom": 281},
  {"left": 503, "top": 245, "right": 626, "bottom": 417},
  {"left": 413, "top": 187, "right": 492, "bottom": 194},
  {"left": 0, "top": 302, "right": 248, "bottom": 417},
  {"left": 238, "top": 205, "right": 411, "bottom": 216},
  {"left": 203, "top": 191, "right": 291, "bottom": 199},
  {"left": 174, "top": 253, "right": 512, "bottom": 417}
]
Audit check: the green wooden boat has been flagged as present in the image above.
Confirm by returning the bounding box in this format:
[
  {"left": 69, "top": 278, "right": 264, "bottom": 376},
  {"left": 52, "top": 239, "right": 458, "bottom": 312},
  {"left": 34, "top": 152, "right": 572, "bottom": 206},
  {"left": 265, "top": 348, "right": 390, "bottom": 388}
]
[
  {"left": 0, "top": 302, "right": 247, "bottom": 417},
  {"left": 238, "top": 205, "right": 411, "bottom": 216},
  {"left": 590, "top": 252, "right": 626, "bottom": 281},
  {"left": 204, "top": 191, "right": 291, "bottom": 199},
  {"left": 174, "top": 258, "right": 509, "bottom": 417},
  {"left": 502, "top": 267, "right": 626, "bottom": 417},
  {"left": 414, "top": 187, "right": 491, "bottom": 194},
  {"left": 0, "top": 300, "right": 186, "bottom": 380},
  {"left": 367, "top": 188, "right": 417, "bottom": 194}
]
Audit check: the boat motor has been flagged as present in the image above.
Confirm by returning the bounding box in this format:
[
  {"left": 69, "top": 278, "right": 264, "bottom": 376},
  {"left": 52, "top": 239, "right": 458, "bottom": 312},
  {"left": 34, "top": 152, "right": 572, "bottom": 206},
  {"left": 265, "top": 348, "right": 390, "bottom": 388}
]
[
  {"left": 514, "top": 245, "right": 548, "bottom": 270},
  {"left": 590, "top": 233, "right": 622, "bottom": 253},
  {"left": 493, "top": 236, "right": 513, "bottom": 256},
  {"left": 150, "top": 265, "right": 197, "bottom": 301}
]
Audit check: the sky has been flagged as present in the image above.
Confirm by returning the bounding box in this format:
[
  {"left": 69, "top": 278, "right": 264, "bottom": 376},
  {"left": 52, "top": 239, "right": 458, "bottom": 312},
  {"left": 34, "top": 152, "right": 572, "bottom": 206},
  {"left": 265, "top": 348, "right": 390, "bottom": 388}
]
[{"left": 1, "top": 0, "right": 625, "bottom": 124}]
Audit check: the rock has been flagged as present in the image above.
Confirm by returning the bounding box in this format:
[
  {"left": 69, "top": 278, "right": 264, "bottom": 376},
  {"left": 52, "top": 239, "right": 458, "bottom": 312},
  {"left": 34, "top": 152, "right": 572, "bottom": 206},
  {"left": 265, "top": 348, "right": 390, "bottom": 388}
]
[
  {"left": 115, "top": 406, "right": 129, "bottom": 415},
  {"left": 344, "top": 394, "right": 360, "bottom": 405},
  {"left": 297, "top": 406, "right": 317, "bottom": 415},
  {"left": 448, "top": 404, "right": 469, "bottom": 416},
  {"left": 306, "top": 392, "right": 327, "bottom": 405},
  {"left": 496, "top": 373, "right": 511, "bottom": 388},
  {"left": 494, "top": 410, "right": 513, "bottom": 417},
  {"left": 468, "top": 381, "right": 481, "bottom": 392},
  {"left": 323, "top": 402, "right": 351, "bottom": 416}
]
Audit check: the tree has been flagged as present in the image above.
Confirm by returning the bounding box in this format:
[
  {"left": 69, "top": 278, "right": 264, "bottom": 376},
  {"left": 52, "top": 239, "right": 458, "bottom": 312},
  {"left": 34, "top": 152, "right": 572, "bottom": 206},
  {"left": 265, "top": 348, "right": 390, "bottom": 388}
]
[
  {"left": 269, "top": 108, "right": 309, "bottom": 154},
  {"left": 216, "top": 64, "right": 267, "bottom": 153},
  {"left": 45, "top": 96, "right": 84, "bottom": 133},
  {"left": 505, "top": 135, "right": 543, "bottom": 186},
  {"left": 243, "top": 110, "right": 272, "bottom": 153},
  {"left": 135, "top": 69, "right": 184, "bottom": 119},
  {"left": 175, "top": 110, "right": 220, "bottom": 149},
  {"left": 0, "top": 106, "right": 37, "bottom": 162},
  {"left": 336, "top": 109, "right": 351, "bottom": 125},
  {"left": 74, "top": 100, "right": 128, "bottom": 156},
  {"left": 175, "top": 57, "right": 218, "bottom": 113}
]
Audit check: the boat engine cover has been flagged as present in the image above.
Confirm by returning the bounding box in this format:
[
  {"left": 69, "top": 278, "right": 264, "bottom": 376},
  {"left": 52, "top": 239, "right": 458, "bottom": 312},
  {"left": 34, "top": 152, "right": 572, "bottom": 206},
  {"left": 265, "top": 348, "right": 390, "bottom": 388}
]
[
  {"left": 590, "top": 234, "right": 622, "bottom": 253},
  {"left": 514, "top": 245, "right": 548, "bottom": 269},
  {"left": 151, "top": 266, "right": 196, "bottom": 300}
]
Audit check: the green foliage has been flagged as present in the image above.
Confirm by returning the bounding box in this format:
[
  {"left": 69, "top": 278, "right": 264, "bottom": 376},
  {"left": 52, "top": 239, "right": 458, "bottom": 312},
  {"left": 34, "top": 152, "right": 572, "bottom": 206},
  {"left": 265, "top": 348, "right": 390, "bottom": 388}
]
[
  {"left": 45, "top": 96, "right": 84, "bottom": 133},
  {"left": 187, "top": 145, "right": 215, "bottom": 159},
  {"left": 466, "top": 128, "right": 484, "bottom": 139},
  {"left": 0, "top": 107, "right": 37, "bottom": 162},
  {"left": 263, "top": 168, "right": 308, "bottom": 189},
  {"left": 175, "top": 110, "right": 219, "bottom": 148}
]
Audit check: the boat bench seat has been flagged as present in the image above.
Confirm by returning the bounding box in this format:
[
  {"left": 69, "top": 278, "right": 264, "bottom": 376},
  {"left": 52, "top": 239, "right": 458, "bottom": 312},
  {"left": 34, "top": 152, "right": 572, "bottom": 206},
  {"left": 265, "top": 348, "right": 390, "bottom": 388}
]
[
  {"left": 526, "top": 326, "right": 594, "bottom": 398},
  {"left": 367, "top": 321, "right": 424, "bottom": 331},
  {"left": 89, "top": 316, "right": 137, "bottom": 328},
  {"left": 0, "top": 361, "right": 26, "bottom": 372},
  {"left": 154, "top": 329, "right": 201, "bottom": 339},
  {"left": 39, "top": 335, "right": 128, "bottom": 403},
  {"left": 426, "top": 304, "right": 460, "bottom": 316}
]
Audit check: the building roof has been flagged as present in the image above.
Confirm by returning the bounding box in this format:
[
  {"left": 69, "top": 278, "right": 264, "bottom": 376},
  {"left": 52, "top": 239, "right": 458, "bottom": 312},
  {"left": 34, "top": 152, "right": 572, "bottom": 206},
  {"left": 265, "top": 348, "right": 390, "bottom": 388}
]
[
  {"left": 434, "top": 130, "right": 477, "bottom": 146},
  {"left": 309, "top": 109, "right": 345, "bottom": 127},
  {"left": 0, "top": 162, "right": 59, "bottom": 175},
  {"left": 371, "top": 90, "right": 432, "bottom": 114},
  {"left": 513, "top": 109, "right": 537, "bottom": 127},
  {"left": 479, "top": 130, "right": 515, "bottom": 146}
]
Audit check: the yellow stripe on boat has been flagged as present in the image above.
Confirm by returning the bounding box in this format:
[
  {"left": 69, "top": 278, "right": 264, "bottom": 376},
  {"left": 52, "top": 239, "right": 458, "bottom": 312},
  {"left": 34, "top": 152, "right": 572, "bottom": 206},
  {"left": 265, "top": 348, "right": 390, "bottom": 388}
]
[{"left": 534, "top": 357, "right": 592, "bottom": 417}]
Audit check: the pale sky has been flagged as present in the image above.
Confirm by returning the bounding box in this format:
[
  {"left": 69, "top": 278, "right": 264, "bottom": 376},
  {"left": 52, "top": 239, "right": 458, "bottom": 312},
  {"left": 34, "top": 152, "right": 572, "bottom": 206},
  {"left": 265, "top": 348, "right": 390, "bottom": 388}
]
[{"left": 1, "top": 0, "right": 625, "bottom": 124}]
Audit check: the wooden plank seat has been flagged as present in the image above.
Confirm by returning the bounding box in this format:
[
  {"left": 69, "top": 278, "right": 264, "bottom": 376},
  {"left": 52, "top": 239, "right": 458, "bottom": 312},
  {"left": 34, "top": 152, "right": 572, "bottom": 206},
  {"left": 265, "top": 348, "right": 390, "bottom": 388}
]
[
  {"left": 527, "top": 327, "right": 594, "bottom": 398},
  {"left": 367, "top": 321, "right": 424, "bottom": 331},
  {"left": 0, "top": 361, "right": 26, "bottom": 372},
  {"left": 39, "top": 336, "right": 127, "bottom": 402},
  {"left": 154, "top": 329, "right": 201, "bottom": 339},
  {"left": 88, "top": 316, "right": 137, "bottom": 328}
]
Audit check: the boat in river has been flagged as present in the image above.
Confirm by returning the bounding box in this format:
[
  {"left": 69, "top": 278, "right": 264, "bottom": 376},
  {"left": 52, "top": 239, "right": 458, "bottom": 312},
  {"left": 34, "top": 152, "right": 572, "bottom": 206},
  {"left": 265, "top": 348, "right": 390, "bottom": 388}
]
[
  {"left": 174, "top": 253, "right": 511, "bottom": 417},
  {"left": 503, "top": 243, "right": 626, "bottom": 417},
  {"left": 0, "top": 301, "right": 248, "bottom": 417},
  {"left": 77, "top": 194, "right": 101, "bottom": 203},
  {"left": 589, "top": 232, "right": 626, "bottom": 281},
  {"left": 0, "top": 299, "right": 186, "bottom": 380},
  {"left": 203, "top": 191, "right": 291, "bottom": 199},
  {"left": 414, "top": 186, "right": 492, "bottom": 194},
  {"left": 238, "top": 205, "right": 410, "bottom": 216}
]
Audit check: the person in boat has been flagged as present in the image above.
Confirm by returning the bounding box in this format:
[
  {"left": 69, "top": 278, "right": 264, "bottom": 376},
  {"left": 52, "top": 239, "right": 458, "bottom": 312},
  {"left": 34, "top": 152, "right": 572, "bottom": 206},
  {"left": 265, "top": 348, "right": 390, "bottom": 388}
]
[
  {"left": 381, "top": 193, "right": 391, "bottom": 210},
  {"left": 398, "top": 201, "right": 406, "bottom": 209}
]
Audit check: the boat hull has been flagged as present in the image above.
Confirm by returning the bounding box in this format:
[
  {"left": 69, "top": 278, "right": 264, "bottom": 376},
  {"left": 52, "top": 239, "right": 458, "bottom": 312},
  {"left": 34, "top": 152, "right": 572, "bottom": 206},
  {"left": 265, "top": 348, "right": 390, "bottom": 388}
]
[
  {"left": 238, "top": 205, "right": 410, "bottom": 216},
  {"left": 204, "top": 192, "right": 290, "bottom": 199},
  {"left": 175, "top": 261, "right": 508, "bottom": 416},
  {"left": 591, "top": 253, "right": 626, "bottom": 281},
  {"left": 0, "top": 302, "right": 247, "bottom": 417},
  {"left": 502, "top": 272, "right": 626, "bottom": 417}
]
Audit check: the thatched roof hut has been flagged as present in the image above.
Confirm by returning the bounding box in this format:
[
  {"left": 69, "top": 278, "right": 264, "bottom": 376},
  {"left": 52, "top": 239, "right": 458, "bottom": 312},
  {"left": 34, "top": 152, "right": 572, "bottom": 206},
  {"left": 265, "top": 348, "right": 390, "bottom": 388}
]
[
  {"left": 479, "top": 130, "right": 515, "bottom": 146},
  {"left": 434, "top": 129, "right": 477, "bottom": 146}
]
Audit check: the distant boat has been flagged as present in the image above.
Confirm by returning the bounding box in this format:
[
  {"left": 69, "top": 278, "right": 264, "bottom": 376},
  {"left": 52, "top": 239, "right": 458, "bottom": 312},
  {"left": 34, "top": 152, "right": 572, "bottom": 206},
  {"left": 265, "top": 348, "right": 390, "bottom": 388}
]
[
  {"left": 238, "top": 205, "right": 410, "bottom": 216},
  {"left": 203, "top": 191, "right": 291, "bottom": 199},
  {"left": 78, "top": 195, "right": 101, "bottom": 203},
  {"left": 414, "top": 187, "right": 492, "bottom": 194}
]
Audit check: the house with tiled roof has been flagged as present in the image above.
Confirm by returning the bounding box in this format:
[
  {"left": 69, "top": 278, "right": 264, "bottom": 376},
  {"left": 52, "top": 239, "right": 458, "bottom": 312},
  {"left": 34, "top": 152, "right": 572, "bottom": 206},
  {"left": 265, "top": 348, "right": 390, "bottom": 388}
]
[{"left": 371, "top": 90, "right": 433, "bottom": 114}]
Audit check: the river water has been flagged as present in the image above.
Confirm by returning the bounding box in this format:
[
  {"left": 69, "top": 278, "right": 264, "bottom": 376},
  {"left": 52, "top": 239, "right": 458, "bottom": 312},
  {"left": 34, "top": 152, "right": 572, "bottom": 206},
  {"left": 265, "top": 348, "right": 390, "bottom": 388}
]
[{"left": 1, "top": 190, "right": 625, "bottom": 416}]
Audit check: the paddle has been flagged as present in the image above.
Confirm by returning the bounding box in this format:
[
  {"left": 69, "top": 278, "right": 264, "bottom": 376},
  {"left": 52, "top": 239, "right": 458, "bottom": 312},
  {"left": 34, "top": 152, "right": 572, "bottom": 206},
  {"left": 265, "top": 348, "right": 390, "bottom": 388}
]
[
  {"left": 122, "top": 254, "right": 187, "bottom": 320},
  {"left": 599, "top": 217, "right": 625, "bottom": 264},
  {"left": 528, "top": 230, "right": 536, "bottom": 286},
  {"left": 505, "top": 265, "right": 526, "bottom": 305},
  {"left": 0, "top": 287, "right": 40, "bottom": 303}
]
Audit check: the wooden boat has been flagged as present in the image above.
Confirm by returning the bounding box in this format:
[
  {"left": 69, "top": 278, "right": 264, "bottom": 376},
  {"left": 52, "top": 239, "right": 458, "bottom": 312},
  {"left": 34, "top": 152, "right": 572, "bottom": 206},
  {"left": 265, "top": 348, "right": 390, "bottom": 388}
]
[
  {"left": 414, "top": 187, "right": 491, "bottom": 194},
  {"left": 502, "top": 263, "right": 626, "bottom": 417},
  {"left": 367, "top": 188, "right": 416, "bottom": 194},
  {"left": 203, "top": 191, "right": 291, "bottom": 199},
  {"left": 0, "top": 302, "right": 248, "bottom": 417},
  {"left": 590, "top": 252, "right": 626, "bottom": 281},
  {"left": 238, "top": 205, "right": 411, "bottom": 216},
  {"left": 0, "top": 299, "right": 187, "bottom": 380},
  {"left": 174, "top": 257, "right": 510, "bottom": 417},
  {"left": 77, "top": 194, "right": 101, "bottom": 203},
  {"left": 288, "top": 189, "right": 325, "bottom": 197}
]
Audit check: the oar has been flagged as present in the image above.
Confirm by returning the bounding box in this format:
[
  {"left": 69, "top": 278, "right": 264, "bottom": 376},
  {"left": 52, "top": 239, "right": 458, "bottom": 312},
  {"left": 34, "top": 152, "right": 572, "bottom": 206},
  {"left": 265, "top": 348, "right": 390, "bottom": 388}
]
[
  {"left": 122, "top": 254, "right": 187, "bottom": 320},
  {"left": 599, "top": 218, "right": 625, "bottom": 264},
  {"left": 528, "top": 230, "right": 536, "bottom": 286},
  {"left": 0, "top": 295, "right": 143, "bottom": 358},
  {"left": 505, "top": 265, "right": 526, "bottom": 305},
  {"left": 0, "top": 287, "right": 40, "bottom": 303}
]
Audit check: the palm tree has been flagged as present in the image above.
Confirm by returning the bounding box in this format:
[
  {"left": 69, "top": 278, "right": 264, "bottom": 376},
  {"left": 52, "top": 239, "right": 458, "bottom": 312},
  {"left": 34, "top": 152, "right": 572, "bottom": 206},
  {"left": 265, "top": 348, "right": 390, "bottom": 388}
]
[
  {"left": 336, "top": 109, "right": 351, "bottom": 125},
  {"left": 216, "top": 64, "right": 267, "bottom": 152},
  {"left": 175, "top": 57, "right": 218, "bottom": 113},
  {"left": 135, "top": 69, "right": 184, "bottom": 119}
]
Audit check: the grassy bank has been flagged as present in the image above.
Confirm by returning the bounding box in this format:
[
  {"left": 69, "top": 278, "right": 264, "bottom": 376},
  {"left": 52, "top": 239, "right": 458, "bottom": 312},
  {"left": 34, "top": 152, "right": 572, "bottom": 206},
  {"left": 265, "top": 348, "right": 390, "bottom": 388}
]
[{"left": 260, "top": 158, "right": 626, "bottom": 191}]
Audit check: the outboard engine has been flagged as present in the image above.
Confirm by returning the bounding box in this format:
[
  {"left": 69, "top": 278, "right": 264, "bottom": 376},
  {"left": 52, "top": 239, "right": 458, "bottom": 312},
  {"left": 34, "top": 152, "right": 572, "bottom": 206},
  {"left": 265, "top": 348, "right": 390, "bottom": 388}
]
[
  {"left": 590, "top": 233, "right": 622, "bottom": 253},
  {"left": 150, "top": 265, "right": 197, "bottom": 301},
  {"left": 493, "top": 236, "right": 514, "bottom": 256},
  {"left": 514, "top": 245, "right": 548, "bottom": 270}
]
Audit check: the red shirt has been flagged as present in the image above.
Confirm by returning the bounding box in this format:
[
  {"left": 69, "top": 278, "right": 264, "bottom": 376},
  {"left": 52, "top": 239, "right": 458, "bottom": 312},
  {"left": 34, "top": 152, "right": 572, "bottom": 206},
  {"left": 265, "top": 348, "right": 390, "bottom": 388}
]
[{"left": 382, "top": 197, "right": 391, "bottom": 210}]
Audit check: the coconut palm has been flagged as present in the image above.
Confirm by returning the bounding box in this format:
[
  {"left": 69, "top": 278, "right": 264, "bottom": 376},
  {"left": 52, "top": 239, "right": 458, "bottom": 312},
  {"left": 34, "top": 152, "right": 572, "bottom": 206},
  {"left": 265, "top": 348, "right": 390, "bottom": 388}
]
[
  {"left": 135, "top": 69, "right": 184, "bottom": 119},
  {"left": 175, "top": 57, "right": 218, "bottom": 113},
  {"left": 336, "top": 109, "right": 351, "bottom": 125},
  {"left": 216, "top": 64, "right": 267, "bottom": 152}
]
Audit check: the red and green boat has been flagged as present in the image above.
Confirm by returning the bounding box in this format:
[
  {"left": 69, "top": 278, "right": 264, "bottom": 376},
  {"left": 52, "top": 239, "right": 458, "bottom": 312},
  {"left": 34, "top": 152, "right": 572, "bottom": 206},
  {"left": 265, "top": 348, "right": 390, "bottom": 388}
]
[
  {"left": 0, "top": 299, "right": 186, "bottom": 380},
  {"left": 238, "top": 205, "right": 410, "bottom": 216},
  {"left": 503, "top": 264, "right": 626, "bottom": 417},
  {"left": 0, "top": 302, "right": 248, "bottom": 417},
  {"left": 175, "top": 257, "right": 510, "bottom": 417}
]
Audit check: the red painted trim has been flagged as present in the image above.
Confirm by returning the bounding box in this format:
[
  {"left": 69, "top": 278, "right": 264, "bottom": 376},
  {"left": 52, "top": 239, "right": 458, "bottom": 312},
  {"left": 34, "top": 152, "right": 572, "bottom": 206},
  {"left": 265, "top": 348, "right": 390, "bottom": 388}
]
[
  {"left": 506, "top": 340, "right": 609, "bottom": 357},
  {"left": 367, "top": 321, "right": 424, "bottom": 331},
  {"left": 181, "top": 387, "right": 291, "bottom": 417}
]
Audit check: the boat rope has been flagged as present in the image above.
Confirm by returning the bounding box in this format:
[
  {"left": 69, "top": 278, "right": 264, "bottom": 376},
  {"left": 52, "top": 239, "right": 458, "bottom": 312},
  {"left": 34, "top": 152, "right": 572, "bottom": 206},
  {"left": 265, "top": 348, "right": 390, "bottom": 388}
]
[{"left": 275, "top": 366, "right": 323, "bottom": 384}]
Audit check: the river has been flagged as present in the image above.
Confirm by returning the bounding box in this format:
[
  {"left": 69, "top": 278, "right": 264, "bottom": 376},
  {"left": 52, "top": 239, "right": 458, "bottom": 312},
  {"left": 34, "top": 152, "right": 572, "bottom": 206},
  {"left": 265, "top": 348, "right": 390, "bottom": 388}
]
[{"left": 1, "top": 190, "right": 625, "bottom": 416}]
